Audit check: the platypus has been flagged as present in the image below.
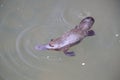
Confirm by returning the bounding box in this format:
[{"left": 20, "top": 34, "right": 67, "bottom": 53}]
[{"left": 35, "top": 17, "right": 95, "bottom": 56}]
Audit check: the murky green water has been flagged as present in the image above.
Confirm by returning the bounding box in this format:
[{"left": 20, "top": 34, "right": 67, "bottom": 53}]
[{"left": 0, "top": 0, "right": 120, "bottom": 80}]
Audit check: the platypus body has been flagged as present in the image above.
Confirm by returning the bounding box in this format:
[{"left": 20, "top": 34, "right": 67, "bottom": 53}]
[{"left": 35, "top": 17, "right": 95, "bottom": 56}]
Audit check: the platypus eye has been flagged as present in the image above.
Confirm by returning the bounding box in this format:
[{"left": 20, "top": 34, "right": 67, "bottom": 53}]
[
  {"left": 49, "top": 43, "right": 54, "bottom": 47},
  {"left": 51, "top": 39, "right": 54, "bottom": 41}
]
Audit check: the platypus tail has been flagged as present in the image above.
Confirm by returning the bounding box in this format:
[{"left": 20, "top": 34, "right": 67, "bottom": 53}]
[
  {"left": 79, "top": 17, "right": 95, "bottom": 31},
  {"left": 35, "top": 44, "right": 48, "bottom": 51}
]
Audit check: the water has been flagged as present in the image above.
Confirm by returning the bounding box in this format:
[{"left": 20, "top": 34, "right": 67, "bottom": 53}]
[{"left": 0, "top": 0, "right": 120, "bottom": 80}]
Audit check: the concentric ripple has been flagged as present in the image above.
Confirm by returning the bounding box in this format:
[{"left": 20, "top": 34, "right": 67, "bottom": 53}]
[
  {"left": 0, "top": 3, "right": 92, "bottom": 79},
  {"left": 16, "top": 25, "right": 65, "bottom": 69},
  {"left": 60, "top": 8, "right": 91, "bottom": 27},
  {"left": 1, "top": 25, "right": 67, "bottom": 80},
  {"left": 13, "top": 6, "right": 91, "bottom": 71},
  {"left": 12, "top": 8, "right": 90, "bottom": 70}
]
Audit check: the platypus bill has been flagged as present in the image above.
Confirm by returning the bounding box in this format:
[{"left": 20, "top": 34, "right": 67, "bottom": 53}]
[{"left": 35, "top": 17, "right": 95, "bottom": 56}]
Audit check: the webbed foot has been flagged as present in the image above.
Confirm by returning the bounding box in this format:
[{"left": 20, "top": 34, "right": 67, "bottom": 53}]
[
  {"left": 87, "top": 30, "right": 95, "bottom": 36},
  {"left": 64, "top": 51, "right": 75, "bottom": 56}
]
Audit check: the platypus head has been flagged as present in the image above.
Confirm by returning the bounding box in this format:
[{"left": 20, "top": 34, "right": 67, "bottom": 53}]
[{"left": 79, "top": 17, "right": 95, "bottom": 31}]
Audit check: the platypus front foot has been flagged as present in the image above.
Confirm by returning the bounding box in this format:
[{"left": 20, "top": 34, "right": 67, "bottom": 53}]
[
  {"left": 87, "top": 30, "right": 95, "bottom": 36},
  {"left": 64, "top": 51, "right": 75, "bottom": 56}
]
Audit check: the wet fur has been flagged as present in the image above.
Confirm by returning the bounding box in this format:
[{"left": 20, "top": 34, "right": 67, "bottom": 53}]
[{"left": 35, "top": 17, "right": 95, "bottom": 56}]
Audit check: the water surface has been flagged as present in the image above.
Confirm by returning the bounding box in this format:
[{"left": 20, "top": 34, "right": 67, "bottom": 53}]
[{"left": 0, "top": 0, "right": 120, "bottom": 80}]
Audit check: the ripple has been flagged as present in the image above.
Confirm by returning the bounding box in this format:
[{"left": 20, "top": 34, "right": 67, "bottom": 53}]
[
  {"left": 60, "top": 8, "right": 91, "bottom": 27},
  {"left": 0, "top": 5, "right": 92, "bottom": 79},
  {"left": 16, "top": 25, "right": 64, "bottom": 70},
  {"left": 45, "top": 6, "right": 91, "bottom": 29},
  {"left": 1, "top": 7, "right": 91, "bottom": 72}
]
